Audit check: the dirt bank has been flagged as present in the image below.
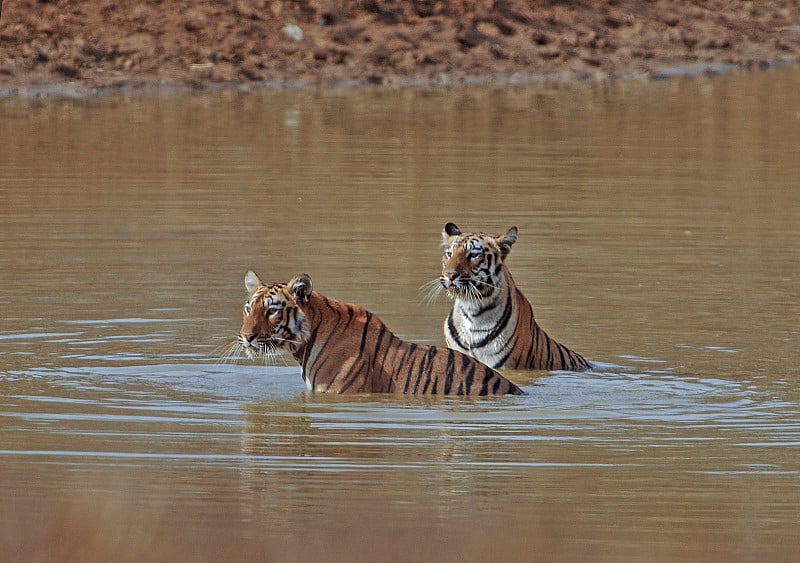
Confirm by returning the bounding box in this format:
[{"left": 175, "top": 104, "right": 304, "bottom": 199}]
[{"left": 1, "top": 0, "right": 799, "bottom": 94}]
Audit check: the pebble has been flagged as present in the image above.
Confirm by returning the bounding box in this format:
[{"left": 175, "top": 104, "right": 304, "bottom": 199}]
[{"left": 282, "top": 23, "right": 304, "bottom": 42}]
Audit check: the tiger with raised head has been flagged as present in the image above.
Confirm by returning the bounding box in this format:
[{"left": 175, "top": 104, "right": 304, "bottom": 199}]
[
  {"left": 239, "top": 271, "right": 524, "bottom": 395},
  {"left": 439, "top": 222, "right": 590, "bottom": 371}
]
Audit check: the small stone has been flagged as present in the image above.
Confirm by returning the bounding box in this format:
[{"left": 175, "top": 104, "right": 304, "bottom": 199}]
[{"left": 282, "top": 23, "right": 304, "bottom": 42}]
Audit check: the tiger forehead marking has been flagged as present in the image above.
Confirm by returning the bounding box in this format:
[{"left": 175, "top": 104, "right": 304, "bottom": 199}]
[
  {"left": 243, "top": 284, "right": 284, "bottom": 320},
  {"left": 444, "top": 236, "right": 489, "bottom": 261},
  {"left": 245, "top": 287, "right": 281, "bottom": 312}
]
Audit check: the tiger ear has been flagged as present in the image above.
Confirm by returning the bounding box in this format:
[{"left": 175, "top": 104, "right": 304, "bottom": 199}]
[
  {"left": 497, "top": 226, "right": 518, "bottom": 257},
  {"left": 245, "top": 270, "right": 263, "bottom": 294},
  {"left": 442, "top": 222, "right": 462, "bottom": 245},
  {"left": 290, "top": 273, "right": 313, "bottom": 306}
]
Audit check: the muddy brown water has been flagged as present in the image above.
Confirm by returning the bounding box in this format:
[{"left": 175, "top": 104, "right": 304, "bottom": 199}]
[{"left": 1, "top": 68, "right": 799, "bottom": 561}]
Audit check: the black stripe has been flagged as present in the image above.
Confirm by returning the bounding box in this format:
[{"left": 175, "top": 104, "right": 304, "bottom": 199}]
[
  {"left": 472, "top": 292, "right": 513, "bottom": 348},
  {"left": 494, "top": 334, "right": 515, "bottom": 369},
  {"left": 474, "top": 295, "right": 500, "bottom": 317},
  {"left": 413, "top": 348, "right": 436, "bottom": 393},
  {"left": 554, "top": 342, "right": 568, "bottom": 370},
  {"left": 543, "top": 333, "right": 553, "bottom": 370},
  {"left": 402, "top": 343, "right": 418, "bottom": 393},
  {"left": 370, "top": 322, "right": 387, "bottom": 371},
  {"left": 534, "top": 322, "right": 552, "bottom": 370},
  {"left": 573, "top": 350, "right": 589, "bottom": 369},
  {"left": 383, "top": 337, "right": 403, "bottom": 393},
  {"left": 464, "top": 362, "right": 474, "bottom": 394},
  {"left": 477, "top": 367, "right": 491, "bottom": 395},
  {"left": 397, "top": 341, "right": 416, "bottom": 372},
  {"left": 533, "top": 321, "right": 546, "bottom": 369},
  {"left": 378, "top": 332, "right": 395, "bottom": 371},
  {"left": 446, "top": 310, "right": 469, "bottom": 350},
  {"left": 420, "top": 349, "right": 434, "bottom": 393},
  {"left": 338, "top": 363, "right": 365, "bottom": 393},
  {"left": 490, "top": 307, "right": 518, "bottom": 366},
  {"left": 357, "top": 311, "right": 373, "bottom": 359},
  {"left": 421, "top": 366, "right": 434, "bottom": 393},
  {"left": 304, "top": 315, "right": 329, "bottom": 378},
  {"left": 411, "top": 352, "right": 425, "bottom": 393},
  {"left": 303, "top": 314, "right": 321, "bottom": 362},
  {"left": 308, "top": 300, "right": 351, "bottom": 375},
  {"left": 523, "top": 306, "right": 537, "bottom": 368},
  {"left": 460, "top": 351, "right": 471, "bottom": 372},
  {"left": 443, "top": 349, "right": 455, "bottom": 395},
  {"left": 427, "top": 347, "right": 442, "bottom": 393}
]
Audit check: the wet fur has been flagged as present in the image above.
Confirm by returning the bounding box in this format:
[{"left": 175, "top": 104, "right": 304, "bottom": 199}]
[{"left": 239, "top": 271, "right": 523, "bottom": 395}]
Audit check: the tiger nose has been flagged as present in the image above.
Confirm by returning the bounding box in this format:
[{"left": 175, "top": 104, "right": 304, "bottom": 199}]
[
  {"left": 443, "top": 270, "right": 459, "bottom": 281},
  {"left": 242, "top": 332, "right": 257, "bottom": 345}
]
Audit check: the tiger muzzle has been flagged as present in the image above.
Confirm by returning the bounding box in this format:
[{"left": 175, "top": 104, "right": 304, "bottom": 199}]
[{"left": 441, "top": 269, "right": 461, "bottom": 288}]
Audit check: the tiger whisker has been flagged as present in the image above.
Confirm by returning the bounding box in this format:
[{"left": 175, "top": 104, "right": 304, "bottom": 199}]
[
  {"left": 474, "top": 279, "right": 500, "bottom": 291},
  {"left": 270, "top": 335, "right": 302, "bottom": 346},
  {"left": 215, "top": 339, "right": 243, "bottom": 366},
  {"left": 418, "top": 278, "right": 444, "bottom": 305},
  {"left": 261, "top": 343, "right": 296, "bottom": 369},
  {"left": 231, "top": 347, "right": 245, "bottom": 365},
  {"left": 211, "top": 338, "right": 236, "bottom": 357},
  {"left": 226, "top": 343, "right": 241, "bottom": 365},
  {"left": 464, "top": 282, "right": 483, "bottom": 304},
  {"left": 270, "top": 347, "right": 292, "bottom": 368}
]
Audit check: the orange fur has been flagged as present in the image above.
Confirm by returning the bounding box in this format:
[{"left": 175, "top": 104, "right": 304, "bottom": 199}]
[{"left": 239, "top": 271, "right": 523, "bottom": 395}]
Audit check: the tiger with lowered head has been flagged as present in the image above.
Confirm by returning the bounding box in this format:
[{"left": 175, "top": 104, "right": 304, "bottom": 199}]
[
  {"left": 439, "top": 222, "right": 590, "bottom": 371},
  {"left": 239, "top": 271, "right": 523, "bottom": 395}
]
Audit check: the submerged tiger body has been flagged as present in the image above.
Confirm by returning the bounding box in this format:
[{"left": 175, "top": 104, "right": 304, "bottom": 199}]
[
  {"left": 239, "top": 271, "right": 523, "bottom": 396},
  {"left": 440, "top": 222, "right": 590, "bottom": 371}
]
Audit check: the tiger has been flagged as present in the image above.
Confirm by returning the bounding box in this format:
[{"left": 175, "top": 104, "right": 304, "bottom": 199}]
[
  {"left": 238, "top": 270, "right": 524, "bottom": 395},
  {"left": 439, "top": 222, "right": 590, "bottom": 371}
]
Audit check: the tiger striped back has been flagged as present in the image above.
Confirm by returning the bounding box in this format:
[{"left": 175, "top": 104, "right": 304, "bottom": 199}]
[
  {"left": 239, "top": 271, "right": 524, "bottom": 395},
  {"left": 440, "top": 222, "right": 590, "bottom": 371}
]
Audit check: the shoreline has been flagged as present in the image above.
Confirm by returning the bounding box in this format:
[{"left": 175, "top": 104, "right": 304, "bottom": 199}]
[
  {"left": 3, "top": 1, "right": 799, "bottom": 100},
  {"left": 1, "top": 59, "right": 796, "bottom": 101}
]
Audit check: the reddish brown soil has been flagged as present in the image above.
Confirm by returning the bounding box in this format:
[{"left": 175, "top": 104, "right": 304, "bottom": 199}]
[{"left": 1, "top": 0, "right": 799, "bottom": 94}]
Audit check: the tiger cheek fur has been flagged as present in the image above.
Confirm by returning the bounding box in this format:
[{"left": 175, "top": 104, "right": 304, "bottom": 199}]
[
  {"left": 239, "top": 294, "right": 271, "bottom": 356},
  {"left": 441, "top": 246, "right": 472, "bottom": 291}
]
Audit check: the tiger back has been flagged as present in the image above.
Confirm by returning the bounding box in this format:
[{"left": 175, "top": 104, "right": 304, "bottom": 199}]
[
  {"left": 439, "top": 222, "right": 590, "bottom": 371},
  {"left": 239, "top": 271, "right": 524, "bottom": 396}
]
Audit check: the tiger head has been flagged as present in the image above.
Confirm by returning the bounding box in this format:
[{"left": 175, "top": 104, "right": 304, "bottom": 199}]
[
  {"left": 440, "top": 222, "right": 518, "bottom": 301},
  {"left": 238, "top": 271, "right": 312, "bottom": 359}
]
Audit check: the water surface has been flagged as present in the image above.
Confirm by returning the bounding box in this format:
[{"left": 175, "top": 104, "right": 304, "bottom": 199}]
[{"left": 1, "top": 68, "right": 799, "bottom": 561}]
